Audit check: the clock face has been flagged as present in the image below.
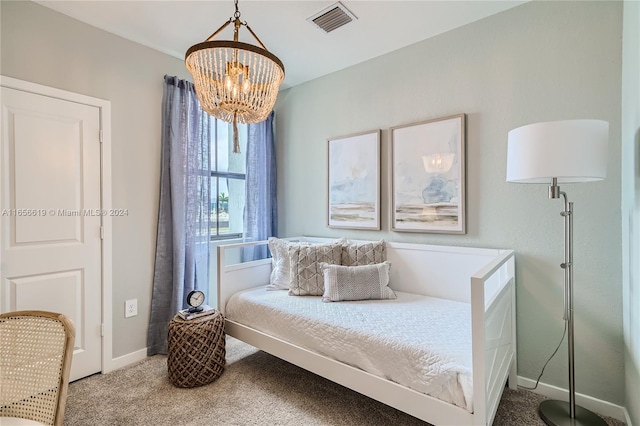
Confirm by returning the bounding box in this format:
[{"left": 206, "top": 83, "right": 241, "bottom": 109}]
[{"left": 187, "top": 290, "right": 205, "bottom": 308}]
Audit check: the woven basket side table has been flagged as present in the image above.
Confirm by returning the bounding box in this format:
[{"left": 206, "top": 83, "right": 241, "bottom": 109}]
[{"left": 167, "top": 310, "right": 226, "bottom": 388}]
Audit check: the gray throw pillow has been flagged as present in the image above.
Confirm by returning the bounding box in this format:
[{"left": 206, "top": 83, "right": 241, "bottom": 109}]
[
  {"left": 267, "top": 238, "right": 346, "bottom": 290},
  {"left": 288, "top": 243, "right": 343, "bottom": 296},
  {"left": 320, "top": 261, "right": 396, "bottom": 302},
  {"left": 341, "top": 240, "right": 386, "bottom": 266}
]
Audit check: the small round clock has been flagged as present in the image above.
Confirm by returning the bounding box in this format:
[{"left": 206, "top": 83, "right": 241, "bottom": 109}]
[{"left": 186, "top": 290, "right": 205, "bottom": 313}]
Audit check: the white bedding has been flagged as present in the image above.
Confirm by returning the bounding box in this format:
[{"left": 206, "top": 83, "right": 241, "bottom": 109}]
[{"left": 225, "top": 287, "right": 474, "bottom": 412}]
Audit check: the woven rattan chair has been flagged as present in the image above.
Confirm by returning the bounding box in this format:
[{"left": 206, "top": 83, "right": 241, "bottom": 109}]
[{"left": 0, "top": 310, "right": 75, "bottom": 426}]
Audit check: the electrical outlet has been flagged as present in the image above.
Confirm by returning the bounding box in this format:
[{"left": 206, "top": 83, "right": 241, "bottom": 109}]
[{"left": 125, "top": 299, "right": 138, "bottom": 318}]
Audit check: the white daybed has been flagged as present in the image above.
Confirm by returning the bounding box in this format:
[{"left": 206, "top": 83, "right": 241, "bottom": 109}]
[{"left": 217, "top": 237, "right": 516, "bottom": 426}]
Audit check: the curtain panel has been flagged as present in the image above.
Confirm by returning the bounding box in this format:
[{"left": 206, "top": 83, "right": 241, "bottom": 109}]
[
  {"left": 147, "top": 75, "right": 212, "bottom": 355},
  {"left": 243, "top": 111, "right": 277, "bottom": 261}
]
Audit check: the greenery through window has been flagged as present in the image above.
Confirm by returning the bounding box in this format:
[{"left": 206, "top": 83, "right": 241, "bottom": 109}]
[{"left": 210, "top": 120, "right": 246, "bottom": 239}]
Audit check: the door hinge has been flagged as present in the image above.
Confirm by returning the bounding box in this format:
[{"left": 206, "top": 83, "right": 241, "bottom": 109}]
[
  {"left": 100, "top": 226, "right": 104, "bottom": 240},
  {"left": 99, "top": 129, "right": 104, "bottom": 143},
  {"left": 100, "top": 324, "right": 104, "bottom": 337}
]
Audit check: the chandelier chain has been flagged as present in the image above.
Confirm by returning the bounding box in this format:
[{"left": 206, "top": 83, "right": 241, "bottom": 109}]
[{"left": 233, "top": 0, "right": 241, "bottom": 19}]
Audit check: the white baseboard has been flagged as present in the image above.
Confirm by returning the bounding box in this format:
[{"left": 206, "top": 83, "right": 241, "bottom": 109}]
[
  {"left": 517, "top": 376, "right": 627, "bottom": 422},
  {"left": 624, "top": 407, "right": 633, "bottom": 426},
  {"left": 107, "top": 347, "right": 148, "bottom": 372}
]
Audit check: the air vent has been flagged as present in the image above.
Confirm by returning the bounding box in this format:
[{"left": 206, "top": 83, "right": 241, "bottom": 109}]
[{"left": 307, "top": 2, "right": 357, "bottom": 33}]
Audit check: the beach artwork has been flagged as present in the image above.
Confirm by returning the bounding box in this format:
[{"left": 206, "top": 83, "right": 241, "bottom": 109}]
[
  {"left": 391, "top": 114, "right": 466, "bottom": 234},
  {"left": 327, "top": 130, "right": 380, "bottom": 230}
]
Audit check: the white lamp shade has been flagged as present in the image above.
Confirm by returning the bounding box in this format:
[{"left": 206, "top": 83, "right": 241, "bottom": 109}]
[{"left": 506, "top": 119, "right": 608, "bottom": 183}]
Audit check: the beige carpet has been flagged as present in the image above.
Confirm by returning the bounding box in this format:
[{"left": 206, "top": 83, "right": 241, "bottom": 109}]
[{"left": 64, "top": 337, "right": 625, "bottom": 425}]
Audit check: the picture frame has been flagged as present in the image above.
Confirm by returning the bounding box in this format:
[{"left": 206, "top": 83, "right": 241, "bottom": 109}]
[
  {"left": 327, "top": 129, "right": 381, "bottom": 230},
  {"left": 390, "top": 114, "right": 466, "bottom": 234}
]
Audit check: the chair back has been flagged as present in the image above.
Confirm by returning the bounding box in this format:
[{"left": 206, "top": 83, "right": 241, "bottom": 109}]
[{"left": 0, "top": 310, "right": 75, "bottom": 426}]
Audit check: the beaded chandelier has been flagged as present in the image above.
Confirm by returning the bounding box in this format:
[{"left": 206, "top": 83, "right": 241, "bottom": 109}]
[{"left": 185, "top": 0, "right": 285, "bottom": 152}]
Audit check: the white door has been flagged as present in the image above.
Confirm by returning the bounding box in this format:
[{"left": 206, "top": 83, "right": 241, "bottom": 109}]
[{"left": 1, "top": 86, "right": 103, "bottom": 381}]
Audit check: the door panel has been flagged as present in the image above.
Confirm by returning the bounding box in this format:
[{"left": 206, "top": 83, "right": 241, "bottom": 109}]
[
  {"left": 1, "top": 86, "right": 102, "bottom": 381},
  {"left": 11, "top": 109, "right": 83, "bottom": 243},
  {"left": 9, "top": 270, "right": 84, "bottom": 347}
]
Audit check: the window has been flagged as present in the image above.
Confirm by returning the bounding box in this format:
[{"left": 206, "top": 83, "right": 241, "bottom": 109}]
[{"left": 210, "top": 120, "right": 247, "bottom": 239}]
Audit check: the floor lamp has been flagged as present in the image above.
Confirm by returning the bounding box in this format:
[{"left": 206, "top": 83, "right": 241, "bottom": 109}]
[{"left": 506, "top": 119, "right": 609, "bottom": 426}]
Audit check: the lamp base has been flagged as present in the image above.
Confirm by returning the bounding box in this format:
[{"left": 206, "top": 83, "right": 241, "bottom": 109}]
[{"left": 539, "top": 400, "right": 608, "bottom": 426}]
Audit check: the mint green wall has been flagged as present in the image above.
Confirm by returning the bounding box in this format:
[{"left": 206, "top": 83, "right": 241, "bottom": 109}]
[
  {"left": 1, "top": 1, "right": 190, "bottom": 358},
  {"left": 622, "top": 1, "right": 640, "bottom": 423},
  {"left": 275, "top": 1, "right": 625, "bottom": 405}
]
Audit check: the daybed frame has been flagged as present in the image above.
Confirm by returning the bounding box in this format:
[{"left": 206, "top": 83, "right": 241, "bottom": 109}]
[{"left": 217, "top": 237, "right": 517, "bottom": 426}]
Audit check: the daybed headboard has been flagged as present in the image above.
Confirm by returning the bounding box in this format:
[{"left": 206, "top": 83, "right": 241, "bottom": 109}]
[{"left": 217, "top": 237, "right": 514, "bottom": 313}]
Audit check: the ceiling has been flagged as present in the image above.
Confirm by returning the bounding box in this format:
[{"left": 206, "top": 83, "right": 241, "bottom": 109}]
[{"left": 35, "top": 0, "right": 528, "bottom": 90}]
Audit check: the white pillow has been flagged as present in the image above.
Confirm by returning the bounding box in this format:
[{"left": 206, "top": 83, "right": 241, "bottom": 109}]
[
  {"left": 319, "top": 261, "right": 396, "bottom": 302},
  {"left": 266, "top": 238, "right": 307, "bottom": 290}
]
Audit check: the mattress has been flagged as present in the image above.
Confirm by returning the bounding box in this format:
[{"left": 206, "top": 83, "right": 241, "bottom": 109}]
[{"left": 225, "top": 287, "right": 474, "bottom": 412}]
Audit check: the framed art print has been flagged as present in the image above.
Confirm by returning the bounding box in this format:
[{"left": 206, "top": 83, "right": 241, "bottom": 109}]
[
  {"left": 327, "top": 129, "right": 381, "bottom": 230},
  {"left": 391, "top": 114, "right": 466, "bottom": 234}
]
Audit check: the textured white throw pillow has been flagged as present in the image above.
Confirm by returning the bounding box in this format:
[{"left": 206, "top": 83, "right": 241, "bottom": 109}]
[
  {"left": 267, "top": 238, "right": 346, "bottom": 291},
  {"left": 319, "top": 261, "right": 396, "bottom": 302},
  {"left": 288, "top": 243, "right": 343, "bottom": 296},
  {"left": 341, "top": 240, "right": 386, "bottom": 266}
]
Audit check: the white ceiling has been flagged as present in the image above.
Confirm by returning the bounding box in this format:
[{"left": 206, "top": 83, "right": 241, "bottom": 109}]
[{"left": 35, "top": 0, "right": 528, "bottom": 90}]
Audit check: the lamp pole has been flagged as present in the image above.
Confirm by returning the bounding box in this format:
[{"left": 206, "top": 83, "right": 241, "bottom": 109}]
[
  {"left": 538, "top": 179, "right": 606, "bottom": 426},
  {"left": 562, "top": 191, "right": 575, "bottom": 418}
]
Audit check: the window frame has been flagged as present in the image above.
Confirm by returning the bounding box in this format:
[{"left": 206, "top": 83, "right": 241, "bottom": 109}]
[{"left": 209, "top": 120, "right": 246, "bottom": 241}]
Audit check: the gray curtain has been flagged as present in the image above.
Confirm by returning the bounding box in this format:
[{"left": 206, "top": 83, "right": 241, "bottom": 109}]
[
  {"left": 242, "top": 111, "right": 277, "bottom": 261},
  {"left": 147, "top": 75, "right": 212, "bottom": 355}
]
